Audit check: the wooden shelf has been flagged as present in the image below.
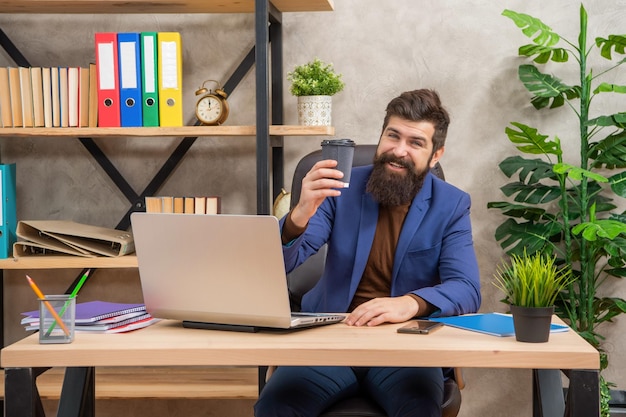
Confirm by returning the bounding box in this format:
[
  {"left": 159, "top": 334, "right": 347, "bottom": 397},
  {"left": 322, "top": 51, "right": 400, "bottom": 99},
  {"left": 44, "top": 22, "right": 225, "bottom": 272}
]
[
  {"left": 0, "top": 0, "right": 334, "bottom": 14},
  {"left": 0, "top": 255, "right": 138, "bottom": 269},
  {"left": 0, "top": 366, "right": 259, "bottom": 400},
  {"left": 0, "top": 125, "right": 335, "bottom": 137}
]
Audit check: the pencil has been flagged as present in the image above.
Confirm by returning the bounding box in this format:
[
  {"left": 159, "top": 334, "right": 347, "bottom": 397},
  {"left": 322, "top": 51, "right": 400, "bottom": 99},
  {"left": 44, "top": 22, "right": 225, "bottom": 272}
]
[
  {"left": 45, "top": 269, "right": 91, "bottom": 336},
  {"left": 26, "top": 275, "right": 71, "bottom": 337}
]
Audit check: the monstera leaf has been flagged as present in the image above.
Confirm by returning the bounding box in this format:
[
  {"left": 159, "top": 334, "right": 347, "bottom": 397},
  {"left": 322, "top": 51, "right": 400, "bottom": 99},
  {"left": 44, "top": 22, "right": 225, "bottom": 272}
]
[
  {"left": 502, "top": 10, "right": 560, "bottom": 47},
  {"left": 518, "top": 65, "right": 579, "bottom": 109},
  {"left": 595, "top": 35, "right": 626, "bottom": 60},
  {"left": 590, "top": 131, "right": 626, "bottom": 169},
  {"left": 494, "top": 218, "right": 563, "bottom": 255},
  {"left": 504, "top": 122, "right": 561, "bottom": 155},
  {"left": 499, "top": 156, "right": 557, "bottom": 183}
]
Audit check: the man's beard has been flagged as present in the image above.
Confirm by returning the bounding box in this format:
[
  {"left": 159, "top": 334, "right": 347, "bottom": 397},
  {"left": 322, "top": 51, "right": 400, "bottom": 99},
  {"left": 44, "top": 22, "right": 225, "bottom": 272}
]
[{"left": 366, "top": 153, "right": 430, "bottom": 206}]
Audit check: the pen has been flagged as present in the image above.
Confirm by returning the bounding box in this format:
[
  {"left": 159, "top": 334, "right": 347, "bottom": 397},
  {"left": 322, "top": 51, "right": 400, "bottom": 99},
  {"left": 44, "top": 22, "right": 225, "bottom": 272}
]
[
  {"left": 45, "top": 269, "right": 91, "bottom": 336},
  {"left": 26, "top": 275, "right": 71, "bottom": 337}
]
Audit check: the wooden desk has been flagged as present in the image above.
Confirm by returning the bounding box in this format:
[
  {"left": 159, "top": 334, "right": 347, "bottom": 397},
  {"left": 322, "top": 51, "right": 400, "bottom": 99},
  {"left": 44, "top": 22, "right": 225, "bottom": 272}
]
[{"left": 2, "top": 319, "right": 600, "bottom": 417}]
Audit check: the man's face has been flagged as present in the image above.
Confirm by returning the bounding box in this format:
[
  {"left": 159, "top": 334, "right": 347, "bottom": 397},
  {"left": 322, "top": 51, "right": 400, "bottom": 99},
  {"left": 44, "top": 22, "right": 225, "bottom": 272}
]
[
  {"left": 366, "top": 116, "right": 445, "bottom": 206},
  {"left": 376, "top": 115, "right": 443, "bottom": 175}
]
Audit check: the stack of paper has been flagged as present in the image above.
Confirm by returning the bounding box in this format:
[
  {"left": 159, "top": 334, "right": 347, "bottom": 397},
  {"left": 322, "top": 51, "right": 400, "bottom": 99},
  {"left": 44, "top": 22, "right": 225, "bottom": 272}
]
[{"left": 21, "top": 301, "right": 159, "bottom": 334}]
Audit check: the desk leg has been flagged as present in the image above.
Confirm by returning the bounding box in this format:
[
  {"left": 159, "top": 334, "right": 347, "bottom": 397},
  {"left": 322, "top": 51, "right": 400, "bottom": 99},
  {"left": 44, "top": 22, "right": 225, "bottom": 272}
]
[
  {"left": 56, "top": 367, "right": 95, "bottom": 417},
  {"left": 565, "top": 369, "right": 600, "bottom": 417},
  {"left": 533, "top": 369, "right": 565, "bottom": 417},
  {"left": 4, "top": 367, "right": 47, "bottom": 417}
]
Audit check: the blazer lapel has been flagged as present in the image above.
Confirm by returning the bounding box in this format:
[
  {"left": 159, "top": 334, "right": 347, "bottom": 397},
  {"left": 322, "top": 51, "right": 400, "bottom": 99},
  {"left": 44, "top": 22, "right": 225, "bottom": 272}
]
[
  {"left": 349, "top": 193, "right": 379, "bottom": 294},
  {"left": 392, "top": 174, "right": 434, "bottom": 279}
]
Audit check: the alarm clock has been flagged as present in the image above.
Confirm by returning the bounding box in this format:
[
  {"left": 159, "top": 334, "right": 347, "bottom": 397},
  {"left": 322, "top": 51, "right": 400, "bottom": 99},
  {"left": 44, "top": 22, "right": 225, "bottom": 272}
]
[{"left": 195, "top": 80, "right": 229, "bottom": 126}]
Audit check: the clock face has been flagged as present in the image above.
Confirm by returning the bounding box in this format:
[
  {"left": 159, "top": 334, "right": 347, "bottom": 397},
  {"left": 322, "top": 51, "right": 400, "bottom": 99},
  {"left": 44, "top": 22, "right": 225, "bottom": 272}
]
[{"left": 196, "top": 95, "right": 224, "bottom": 125}]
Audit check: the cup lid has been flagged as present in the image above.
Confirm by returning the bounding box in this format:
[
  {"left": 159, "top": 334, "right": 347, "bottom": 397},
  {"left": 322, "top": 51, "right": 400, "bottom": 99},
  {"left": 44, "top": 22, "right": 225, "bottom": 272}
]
[{"left": 321, "top": 139, "right": 355, "bottom": 147}]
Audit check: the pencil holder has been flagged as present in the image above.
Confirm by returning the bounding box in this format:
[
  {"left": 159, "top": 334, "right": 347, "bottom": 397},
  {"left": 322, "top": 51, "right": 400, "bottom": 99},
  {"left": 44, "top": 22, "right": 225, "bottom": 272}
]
[{"left": 39, "top": 295, "right": 76, "bottom": 344}]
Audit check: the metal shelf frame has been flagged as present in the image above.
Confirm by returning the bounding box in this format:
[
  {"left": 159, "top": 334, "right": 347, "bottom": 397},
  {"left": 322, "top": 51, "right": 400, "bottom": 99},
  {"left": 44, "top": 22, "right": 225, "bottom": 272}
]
[{"left": 0, "top": 0, "right": 286, "bottom": 349}]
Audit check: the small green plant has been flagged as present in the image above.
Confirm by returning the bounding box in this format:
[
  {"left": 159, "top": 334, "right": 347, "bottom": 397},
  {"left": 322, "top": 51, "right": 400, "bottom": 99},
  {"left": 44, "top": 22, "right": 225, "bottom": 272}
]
[
  {"left": 494, "top": 251, "right": 574, "bottom": 308},
  {"left": 287, "top": 58, "right": 345, "bottom": 96}
]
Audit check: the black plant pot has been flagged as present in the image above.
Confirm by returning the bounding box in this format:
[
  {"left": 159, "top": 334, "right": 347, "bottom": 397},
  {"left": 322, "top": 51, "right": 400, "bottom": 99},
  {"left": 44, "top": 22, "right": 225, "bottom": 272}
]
[{"left": 510, "top": 305, "right": 555, "bottom": 343}]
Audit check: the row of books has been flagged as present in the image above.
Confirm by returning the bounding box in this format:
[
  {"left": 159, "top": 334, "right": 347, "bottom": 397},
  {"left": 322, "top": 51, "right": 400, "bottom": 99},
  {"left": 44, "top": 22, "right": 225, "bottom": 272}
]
[
  {"left": 145, "top": 196, "right": 222, "bottom": 215},
  {"left": 21, "top": 301, "right": 159, "bottom": 334},
  {"left": 95, "top": 32, "right": 183, "bottom": 127},
  {"left": 0, "top": 65, "right": 96, "bottom": 128},
  {"left": 0, "top": 31, "right": 183, "bottom": 129}
]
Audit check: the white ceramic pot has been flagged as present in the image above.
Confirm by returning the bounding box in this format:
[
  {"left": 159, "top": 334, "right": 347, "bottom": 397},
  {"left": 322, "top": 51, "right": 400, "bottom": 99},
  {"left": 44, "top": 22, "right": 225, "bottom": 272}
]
[{"left": 297, "top": 95, "right": 332, "bottom": 126}]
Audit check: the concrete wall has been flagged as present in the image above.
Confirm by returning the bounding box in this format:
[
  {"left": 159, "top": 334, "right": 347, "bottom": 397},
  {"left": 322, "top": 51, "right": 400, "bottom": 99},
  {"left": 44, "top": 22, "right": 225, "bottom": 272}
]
[{"left": 1, "top": 1, "right": 624, "bottom": 416}]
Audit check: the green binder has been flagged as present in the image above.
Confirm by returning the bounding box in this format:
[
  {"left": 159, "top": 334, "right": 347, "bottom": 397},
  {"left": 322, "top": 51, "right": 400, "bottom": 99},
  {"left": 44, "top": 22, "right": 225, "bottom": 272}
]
[{"left": 140, "top": 32, "right": 159, "bottom": 126}]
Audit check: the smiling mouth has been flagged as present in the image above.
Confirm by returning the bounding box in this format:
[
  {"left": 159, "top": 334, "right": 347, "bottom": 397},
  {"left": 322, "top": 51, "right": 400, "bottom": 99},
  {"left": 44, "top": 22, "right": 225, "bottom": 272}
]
[{"left": 386, "top": 160, "right": 410, "bottom": 173}]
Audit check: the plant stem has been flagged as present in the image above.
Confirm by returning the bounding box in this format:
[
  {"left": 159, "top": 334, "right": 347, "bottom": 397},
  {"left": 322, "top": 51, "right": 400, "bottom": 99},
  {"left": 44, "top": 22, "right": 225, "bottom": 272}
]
[{"left": 577, "top": 5, "right": 594, "bottom": 333}]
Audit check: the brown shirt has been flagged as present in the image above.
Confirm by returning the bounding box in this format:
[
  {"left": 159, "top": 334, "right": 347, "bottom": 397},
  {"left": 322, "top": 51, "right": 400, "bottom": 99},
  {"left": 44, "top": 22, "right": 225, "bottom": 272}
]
[
  {"left": 347, "top": 205, "right": 434, "bottom": 316},
  {"left": 283, "top": 206, "right": 435, "bottom": 316},
  {"left": 348, "top": 204, "right": 408, "bottom": 310}
]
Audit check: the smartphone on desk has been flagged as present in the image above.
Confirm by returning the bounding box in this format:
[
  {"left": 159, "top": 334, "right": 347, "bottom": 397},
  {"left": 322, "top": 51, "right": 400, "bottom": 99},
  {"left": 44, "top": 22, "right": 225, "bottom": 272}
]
[{"left": 397, "top": 320, "right": 443, "bottom": 335}]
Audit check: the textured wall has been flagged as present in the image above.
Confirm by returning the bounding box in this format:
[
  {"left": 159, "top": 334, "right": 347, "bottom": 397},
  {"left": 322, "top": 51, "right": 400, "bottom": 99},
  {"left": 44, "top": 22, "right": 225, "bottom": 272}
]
[{"left": 0, "top": 1, "right": 624, "bottom": 416}]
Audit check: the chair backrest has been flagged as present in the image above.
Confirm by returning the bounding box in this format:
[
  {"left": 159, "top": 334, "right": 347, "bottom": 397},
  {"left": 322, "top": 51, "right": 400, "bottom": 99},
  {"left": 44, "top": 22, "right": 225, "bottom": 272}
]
[{"left": 287, "top": 143, "right": 445, "bottom": 310}]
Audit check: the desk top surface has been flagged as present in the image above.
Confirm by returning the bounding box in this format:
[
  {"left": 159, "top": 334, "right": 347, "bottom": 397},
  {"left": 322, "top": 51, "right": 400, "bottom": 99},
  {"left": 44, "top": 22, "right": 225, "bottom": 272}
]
[{"left": 2, "top": 319, "right": 599, "bottom": 370}]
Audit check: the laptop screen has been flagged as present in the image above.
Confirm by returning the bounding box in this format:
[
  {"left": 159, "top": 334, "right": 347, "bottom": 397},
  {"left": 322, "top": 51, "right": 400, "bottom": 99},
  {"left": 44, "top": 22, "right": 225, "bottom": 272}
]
[{"left": 130, "top": 213, "right": 295, "bottom": 328}]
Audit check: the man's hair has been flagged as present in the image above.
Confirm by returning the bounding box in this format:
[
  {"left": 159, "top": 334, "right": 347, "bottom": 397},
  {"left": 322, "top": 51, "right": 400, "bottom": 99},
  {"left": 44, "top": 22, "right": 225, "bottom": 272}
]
[{"left": 381, "top": 89, "right": 450, "bottom": 152}]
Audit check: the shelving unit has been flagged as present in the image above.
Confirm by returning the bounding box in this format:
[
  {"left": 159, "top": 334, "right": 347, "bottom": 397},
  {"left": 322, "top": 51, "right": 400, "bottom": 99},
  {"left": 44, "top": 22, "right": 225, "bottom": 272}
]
[
  {"left": 0, "top": 0, "right": 336, "bottom": 236},
  {"left": 0, "top": 0, "right": 334, "bottom": 14},
  {"left": 0, "top": 125, "right": 334, "bottom": 137},
  {"left": 0, "top": 0, "right": 336, "bottom": 217},
  {"left": 0, "top": 0, "right": 335, "bottom": 353},
  {"left": 0, "top": 255, "right": 138, "bottom": 270}
]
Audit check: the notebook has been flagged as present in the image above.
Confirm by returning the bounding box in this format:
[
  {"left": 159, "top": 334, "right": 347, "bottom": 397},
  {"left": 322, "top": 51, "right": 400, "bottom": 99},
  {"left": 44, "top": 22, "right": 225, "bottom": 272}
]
[
  {"left": 130, "top": 213, "right": 346, "bottom": 332},
  {"left": 21, "top": 301, "right": 146, "bottom": 324}
]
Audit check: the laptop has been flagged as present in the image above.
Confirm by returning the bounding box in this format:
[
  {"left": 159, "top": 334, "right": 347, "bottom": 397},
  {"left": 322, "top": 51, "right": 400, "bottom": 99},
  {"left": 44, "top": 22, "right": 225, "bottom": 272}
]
[{"left": 130, "top": 213, "right": 345, "bottom": 332}]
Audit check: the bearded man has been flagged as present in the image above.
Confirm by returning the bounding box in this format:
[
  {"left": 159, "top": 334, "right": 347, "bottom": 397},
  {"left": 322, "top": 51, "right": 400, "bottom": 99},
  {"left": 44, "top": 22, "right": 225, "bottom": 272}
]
[{"left": 255, "top": 89, "right": 481, "bottom": 417}]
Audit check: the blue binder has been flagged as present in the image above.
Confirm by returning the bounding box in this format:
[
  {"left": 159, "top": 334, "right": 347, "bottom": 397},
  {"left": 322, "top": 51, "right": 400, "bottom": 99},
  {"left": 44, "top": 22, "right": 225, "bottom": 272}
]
[
  {"left": 0, "top": 163, "right": 17, "bottom": 258},
  {"left": 117, "top": 32, "right": 143, "bottom": 127}
]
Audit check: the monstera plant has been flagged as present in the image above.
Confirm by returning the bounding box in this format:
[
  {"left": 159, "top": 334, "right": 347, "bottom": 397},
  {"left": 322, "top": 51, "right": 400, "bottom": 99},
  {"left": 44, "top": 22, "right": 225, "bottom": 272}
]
[{"left": 487, "top": 5, "right": 626, "bottom": 415}]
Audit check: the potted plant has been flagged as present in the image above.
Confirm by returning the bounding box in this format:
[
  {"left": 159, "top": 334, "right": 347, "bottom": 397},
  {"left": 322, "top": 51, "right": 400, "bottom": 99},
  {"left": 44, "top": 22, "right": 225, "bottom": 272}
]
[
  {"left": 287, "top": 58, "right": 345, "bottom": 126},
  {"left": 488, "top": 5, "right": 626, "bottom": 415},
  {"left": 493, "top": 251, "right": 573, "bottom": 343}
]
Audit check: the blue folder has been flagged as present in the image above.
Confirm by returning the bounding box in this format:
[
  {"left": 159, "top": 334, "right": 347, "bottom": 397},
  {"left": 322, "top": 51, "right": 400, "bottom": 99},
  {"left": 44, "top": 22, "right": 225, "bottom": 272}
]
[
  {"left": 429, "top": 313, "right": 569, "bottom": 337},
  {"left": 0, "top": 163, "right": 17, "bottom": 258},
  {"left": 118, "top": 32, "right": 143, "bottom": 127}
]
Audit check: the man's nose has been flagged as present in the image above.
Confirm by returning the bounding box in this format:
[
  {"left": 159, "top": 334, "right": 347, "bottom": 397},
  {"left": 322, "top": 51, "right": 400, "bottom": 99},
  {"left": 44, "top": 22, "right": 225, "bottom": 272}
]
[{"left": 392, "top": 141, "right": 409, "bottom": 157}]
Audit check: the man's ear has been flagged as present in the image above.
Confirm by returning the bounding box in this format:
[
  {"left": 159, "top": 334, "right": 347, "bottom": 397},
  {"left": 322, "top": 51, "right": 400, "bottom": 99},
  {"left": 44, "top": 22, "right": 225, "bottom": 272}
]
[{"left": 430, "top": 146, "right": 445, "bottom": 168}]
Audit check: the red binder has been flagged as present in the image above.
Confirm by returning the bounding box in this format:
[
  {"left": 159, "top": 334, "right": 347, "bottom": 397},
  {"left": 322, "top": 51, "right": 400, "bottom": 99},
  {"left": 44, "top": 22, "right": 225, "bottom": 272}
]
[{"left": 95, "top": 32, "right": 121, "bottom": 127}]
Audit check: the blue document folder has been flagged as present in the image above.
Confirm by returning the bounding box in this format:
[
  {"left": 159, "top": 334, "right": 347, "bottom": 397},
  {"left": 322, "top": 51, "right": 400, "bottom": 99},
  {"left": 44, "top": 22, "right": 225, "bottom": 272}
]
[
  {"left": 429, "top": 313, "right": 569, "bottom": 337},
  {"left": 0, "top": 163, "right": 17, "bottom": 258},
  {"left": 118, "top": 32, "right": 143, "bottom": 127}
]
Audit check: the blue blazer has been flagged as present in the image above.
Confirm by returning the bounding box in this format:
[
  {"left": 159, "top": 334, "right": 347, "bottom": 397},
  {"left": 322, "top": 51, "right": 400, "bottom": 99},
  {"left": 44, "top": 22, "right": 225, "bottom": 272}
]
[{"left": 281, "top": 165, "right": 481, "bottom": 317}]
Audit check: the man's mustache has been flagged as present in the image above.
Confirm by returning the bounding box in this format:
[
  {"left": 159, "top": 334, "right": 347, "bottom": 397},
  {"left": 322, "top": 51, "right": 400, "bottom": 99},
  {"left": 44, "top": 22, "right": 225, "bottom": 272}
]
[{"left": 376, "top": 153, "right": 415, "bottom": 170}]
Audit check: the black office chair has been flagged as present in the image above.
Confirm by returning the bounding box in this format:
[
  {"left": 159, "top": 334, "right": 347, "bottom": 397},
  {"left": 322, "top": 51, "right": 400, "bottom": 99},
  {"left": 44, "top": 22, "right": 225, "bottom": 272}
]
[{"left": 279, "top": 144, "right": 463, "bottom": 417}]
